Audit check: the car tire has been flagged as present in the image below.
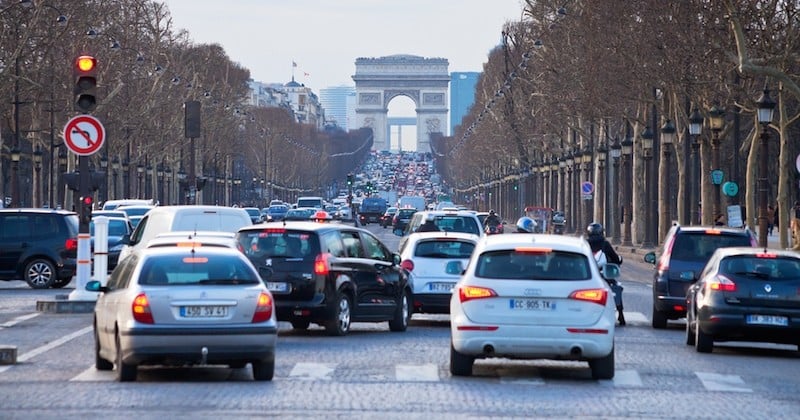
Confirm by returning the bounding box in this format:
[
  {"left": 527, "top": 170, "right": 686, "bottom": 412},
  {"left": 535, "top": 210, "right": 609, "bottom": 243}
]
[
  {"left": 388, "top": 289, "right": 410, "bottom": 332},
  {"left": 24, "top": 258, "right": 56, "bottom": 289},
  {"left": 51, "top": 277, "right": 72, "bottom": 289},
  {"left": 115, "top": 333, "right": 137, "bottom": 382},
  {"left": 251, "top": 359, "right": 275, "bottom": 381},
  {"left": 325, "top": 291, "right": 351, "bottom": 336},
  {"left": 589, "top": 346, "right": 615, "bottom": 380},
  {"left": 685, "top": 318, "right": 696, "bottom": 346},
  {"left": 291, "top": 320, "right": 311, "bottom": 330},
  {"left": 651, "top": 305, "right": 668, "bottom": 329},
  {"left": 695, "top": 322, "right": 714, "bottom": 353},
  {"left": 94, "top": 327, "right": 113, "bottom": 371},
  {"left": 449, "top": 342, "right": 474, "bottom": 377}
]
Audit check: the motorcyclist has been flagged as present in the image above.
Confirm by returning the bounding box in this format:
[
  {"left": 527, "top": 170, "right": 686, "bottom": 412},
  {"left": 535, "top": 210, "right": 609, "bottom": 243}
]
[
  {"left": 585, "top": 222, "right": 626, "bottom": 325},
  {"left": 515, "top": 216, "right": 536, "bottom": 233},
  {"left": 484, "top": 210, "right": 502, "bottom": 233}
]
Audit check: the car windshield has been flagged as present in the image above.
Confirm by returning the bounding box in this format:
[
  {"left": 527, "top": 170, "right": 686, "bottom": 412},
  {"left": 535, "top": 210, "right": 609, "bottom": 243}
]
[
  {"left": 672, "top": 233, "right": 752, "bottom": 262},
  {"left": 90, "top": 219, "right": 129, "bottom": 236},
  {"left": 138, "top": 254, "right": 260, "bottom": 285},
  {"left": 414, "top": 239, "right": 475, "bottom": 258},
  {"left": 475, "top": 249, "right": 591, "bottom": 280}
]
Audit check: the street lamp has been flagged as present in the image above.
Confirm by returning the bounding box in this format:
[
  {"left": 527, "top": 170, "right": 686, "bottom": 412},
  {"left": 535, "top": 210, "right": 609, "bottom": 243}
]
[
  {"left": 708, "top": 105, "right": 725, "bottom": 225},
  {"left": 610, "top": 138, "right": 622, "bottom": 244},
  {"left": 596, "top": 142, "right": 608, "bottom": 228},
  {"left": 10, "top": 147, "right": 21, "bottom": 208},
  {"left": 177, "top": 168, "right": 187, "bottom": 204},
  {"left": 99, "top": 155, "right": 108, "bottom": 203},
  {"left": 111, "top": 157, "right": 120, "bottom": 200},
  {"left": 621, "top": 134, "right": 633, "bottom": 246},
  {"left": 146, "top": 164, "right": 153, "bottom": 199},
  {"left": 641, "top": 126, "right": 655, "bottom": 247},
  {"left": 157, "top": 164, "right": 164, "bottom": 205},
  {"left": 33, "top": 145, "right": 43, "bottom": 207},
  {"left": 660, "top": 119, "right": 676, "bottom": 234},
  {"left": 58, "top": 148, "right": 67, "bottom": 209},
  {"left": 688, "top": 108, "right": 704, "bottom": 224},
  {"left": 122, "top": 159, "right": 130, "bottom": 198},
  {"left": 136, "top": 164, "right": 144, "bottom": 198},
  {"left": 755, "top": 87, "right": 775, "bottom": 248}
]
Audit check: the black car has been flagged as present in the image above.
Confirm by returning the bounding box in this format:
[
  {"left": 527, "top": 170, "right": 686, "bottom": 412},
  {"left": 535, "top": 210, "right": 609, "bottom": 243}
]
[
  {"left": 0, "top": 209, "right": 79, "bottom": 289},
  {"left": 686, "top": 247, "right": 800, "bottom": 353},
  {"left": 236, "top": 221, "right": 411, "bottom": 336},
  {"left": 644, "top": 225, "right": 756, "bottom": 329},
  {"left": 392, "top": 208, "right": 417, "bottom": 234}
]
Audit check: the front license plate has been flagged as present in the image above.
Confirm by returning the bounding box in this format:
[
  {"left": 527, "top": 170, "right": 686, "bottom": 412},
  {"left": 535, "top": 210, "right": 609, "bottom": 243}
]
[
  {"left": 746, "top": 314, "right": 788, "bottom": 326},
  {"left": 428, "top": 282, "right": 454, "bottom": 292},
  {"left": 266, "top": 282, "right": 289, "bottom": 292},
  {"left": 180, "top": 306, "right": 228, "bottom": 318},
  {"left": 509, "top": 299, "right": 556, "bottom": 311}
]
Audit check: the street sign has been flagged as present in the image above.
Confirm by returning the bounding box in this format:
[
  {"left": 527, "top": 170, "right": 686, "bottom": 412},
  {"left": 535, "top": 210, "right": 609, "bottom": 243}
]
[
  {"left": 722, "top": 181, "right": 739, "bottom": 197},
  {"left": 581, "top": 181, "right": 594, "bottom": 195},
  {"left": 63, "top": 115, "right": 105, "bottom": 156},
  {"left": 710, "top": 169, "right": 724, "bottom": 185}
]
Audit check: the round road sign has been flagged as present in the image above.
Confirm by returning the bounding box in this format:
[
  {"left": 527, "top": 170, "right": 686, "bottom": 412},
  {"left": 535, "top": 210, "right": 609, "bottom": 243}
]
[
  {"left": 722, "top": 181, "right": 739, "bottom": 197},
  {"left": 581, "top": 181, "right": 594, "bottom": 195},
  {"left": 63, "top": 115, "right": 105, "bottom": 156}
]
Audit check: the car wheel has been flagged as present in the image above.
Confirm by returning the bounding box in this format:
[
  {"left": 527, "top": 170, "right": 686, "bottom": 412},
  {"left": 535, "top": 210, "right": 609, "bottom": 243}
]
[
  {"left": 651, "top": 305, "right": 668, "bottom": 329},
  {"left": 24, "top": 258, "right": 56, "bottom": 289},
  {"left": 291, "top": 320, "right": 311, "bottom": 330},
  {"left": 115, "top": 333, "right": 137, "bottom": 382},
  {"left": 449, "top": 342, "right": 474, "bottom": 377},
  {"left": 685, "top": 306, "right": 696, "bottom": 346},
  {"left": 51, "top": 277, "right": 72, "bottom": 289},
  {"left": 251, "top": 359, "right": 275, "bottom": 381},
  {"left": 388, "top": 289, "right": 410, "bottom": 332},
  {"left": 94, "top": 327, "right": 113, "bottom": 371},
  {"left": 589, "top": 346, "right": 615, "bottom": 380},
  {"left": 325, "top": 291, "right": 351, "bottom": 336},
  {"left": 695, "top": 321, "right": 714, "bottom": 353}
]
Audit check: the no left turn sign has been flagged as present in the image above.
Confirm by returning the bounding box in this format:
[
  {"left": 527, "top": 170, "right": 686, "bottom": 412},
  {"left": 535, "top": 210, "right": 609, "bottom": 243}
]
[{"left": 63, "top": 115, "right": 105, "bottom": 156}]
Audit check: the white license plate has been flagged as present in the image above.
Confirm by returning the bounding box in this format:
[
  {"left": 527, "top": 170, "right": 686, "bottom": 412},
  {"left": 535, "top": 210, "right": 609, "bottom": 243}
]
[
  {"left": 428, "top": 282, "right": 454, "bottom": 292},
  {"left": 180, "top": 306, "right": 228, "bottom": 318},
  {"left": 509, "top": 299, "right": 556, "bottom": 311},
  {"left": 746, "top": 314, "right": 788, "bottom": 326},
  {"left": 267, "top": 282, "right": 289, "bottom": 292}
]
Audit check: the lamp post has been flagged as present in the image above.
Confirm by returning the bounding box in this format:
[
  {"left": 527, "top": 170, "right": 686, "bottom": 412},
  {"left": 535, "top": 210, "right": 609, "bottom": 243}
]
[
  {"left": 596, "top": 142, "right": 607, "bottom": 228},
  {"left": 565, "top": 152, "right": 575, "bottom": 232},
  {"left": 165, "top": 166, "right": 172, "bottom": 205},
  {"left": 10, "top": 147, "right": 21, "bottom": 208},
  {"left": 157, "top": 164, "right": 164, "bottom": 204},
  {"left": 688, "top": 108, "right": 703, "bottom": 224},
  {"left": 136, "top": 164, "right": 144, "bottom": 198},
  {"left": 177, "top": 168, "right": 187, "bottom": 203},
  {"left": 708, "top": 105, "right": 725, "bottom": 224},
  {"left": 582, "top": 148, "right": 592, "bottom": 229},
  {"left": 58, "top": 148, "right": 67, "bottom": 209},
  {"left": 609, "top": 138, "right": 622, "bottom": 243},
  {"left": 111, "top": 157, "right": 120, "bottom": 200},
  {"left": 660, "top": 119, "right": 676, "bottom": 236},
  {"left": 755, "top": 87, "right": 775, "bottom": 248},
  {"left": 99, "top": 155, "right": 108, "bottom": 203},
  {"left": 122, "top": 159, "right": 130, "bottom": 198},
  {"left": 621, "top": 134, "right": 633, "bottom": 246},
  {"left": 641, "top": 126, "right": 655, "bottom": 247},
  {"left": 146, "top": 164, "right": 153, "bottom": 199},
  {"left": 33, "top": 145, "right": 42, "bottom": 207}
]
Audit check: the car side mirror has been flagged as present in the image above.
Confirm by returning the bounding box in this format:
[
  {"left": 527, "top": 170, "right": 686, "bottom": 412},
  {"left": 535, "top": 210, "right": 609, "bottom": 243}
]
[
  {"left": 120, "top": 234, "right": 130, "bottom": 245},
  {"left": 602, "top": 263, "right": 620, "bottom": 280},
  {"left": 393, "top": 253, "right": 401, "bottom": 265},
  {"left": 393, "top": 228, "right": 404, "bottom": 237},
  {"left": 85, "top": 280, "right": 108, "bottom": 293},
  {"left": 644, "top": 252, "right": 656, "bottom": 264}
]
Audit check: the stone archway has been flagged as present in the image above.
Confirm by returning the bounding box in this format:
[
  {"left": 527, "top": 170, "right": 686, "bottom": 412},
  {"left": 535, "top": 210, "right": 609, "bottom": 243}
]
[{"left": 352, "top": 55, "right": 449, "bottom": 153}]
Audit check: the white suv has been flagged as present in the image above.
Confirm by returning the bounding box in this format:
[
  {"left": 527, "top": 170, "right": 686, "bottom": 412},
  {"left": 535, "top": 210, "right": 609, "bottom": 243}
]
[{"left": 398, "top": 210, "right": 483, "bottom": 253}]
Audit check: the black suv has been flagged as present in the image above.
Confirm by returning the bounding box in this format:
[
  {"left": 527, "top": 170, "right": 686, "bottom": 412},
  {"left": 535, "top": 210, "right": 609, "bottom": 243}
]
[
  {"left": 0, "top": 209, "right": 79, "bottom": 289},
  {"left": 644, "top": 225, "right": 756, "bottom": 329},
  {"left": 236, "top": 221, "right": 411, "bottom": 336},
  {"left": 392, "top": 208, "right": 417, "bottom": 234}
]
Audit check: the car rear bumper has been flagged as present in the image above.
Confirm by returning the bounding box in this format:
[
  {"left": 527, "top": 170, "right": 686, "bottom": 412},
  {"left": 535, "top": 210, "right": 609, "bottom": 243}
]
[
  {"left": 412, "top": 293, "right": 452, "bottom": 314},
  {"left": 697, "top": 307, "right": 800, "bottom": 345},
  {"left": 654, "top": 295, "right": 688, "bottom": 317},
  {"left": 275, "top": 296, "right": 331, "bottom": 322}
]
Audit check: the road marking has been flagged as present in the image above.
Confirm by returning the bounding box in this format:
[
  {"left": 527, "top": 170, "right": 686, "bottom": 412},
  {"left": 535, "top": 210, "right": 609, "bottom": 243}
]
[
  {"left": 611, "top": 369, "right": 643, "bottom": 387},
  {"left": 71, "top": 367, "right": 114, "bottom": 382},
  {"left": 0, "top": 313, "right": 41, "bottom": 329},
  {"left": 622, "top": 311, "right": 648, "bottom": 325},
  {"left": 395, "top": 363, "right": 439, "bottom": 381},
  {"left": 289, "top": 362, "right": 335, "bottom": 380},
  {"left": 499, "top": 377, "right": 546, "bottom": 385},
  {"left": 695, "top": 371, "right": 752, "bottom": 392},
  {"left": 0, "top": 326, "right": 92, "bottom": 373}
]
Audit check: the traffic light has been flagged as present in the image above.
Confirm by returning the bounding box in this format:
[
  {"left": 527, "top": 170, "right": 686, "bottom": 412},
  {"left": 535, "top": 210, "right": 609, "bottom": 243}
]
[
  {"left": 73, "top": 55, "right": 97, "bottom": 113},
  {"left": 346, "top": 173, "right": 354, "bottom": 186},
  {"left": 80, "top": 195, "right": 94, "bottom": 225}
]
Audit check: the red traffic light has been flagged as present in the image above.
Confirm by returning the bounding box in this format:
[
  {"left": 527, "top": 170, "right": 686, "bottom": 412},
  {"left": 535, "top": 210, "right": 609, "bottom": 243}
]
[
  {"left": 81, "top": 196, "right": 93, "bottom": 205},
  {"left": 76, "top": 55, "right": 96, "bottom": 73}
]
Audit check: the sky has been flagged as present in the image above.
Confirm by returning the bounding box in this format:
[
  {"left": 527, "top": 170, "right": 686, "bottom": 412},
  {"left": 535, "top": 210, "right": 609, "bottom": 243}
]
[{"left": 161, "top": 0, "right": 525, "bottom": 93}]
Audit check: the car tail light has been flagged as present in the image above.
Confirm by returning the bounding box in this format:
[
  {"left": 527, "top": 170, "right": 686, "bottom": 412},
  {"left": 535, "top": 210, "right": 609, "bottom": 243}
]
[
  {"left": 65, "top": 238, "right": 78, "bottom": 252},
  {"left": 400, "top": 259, "right": 414, "bottom": 271},
  {"left": 657, "top": 235, "right": 677, "bottom": 271},
  {"left": 569, "top": 288, "right": 608, "bottom": 306},
  {"left": 314, "top": 253, "right": 330, "bottom": 275},
  {"left": 708, "top": 275, "right": 737, "bottom": 292},
  {"left": 458, "top": 286, "right": 497, "bottom": 303},
  {"left": 132, "top": 293, "right": 154, "bottom": 324},
  {"left": 252, "top": 292, "right": 273, "bottom": 323}
]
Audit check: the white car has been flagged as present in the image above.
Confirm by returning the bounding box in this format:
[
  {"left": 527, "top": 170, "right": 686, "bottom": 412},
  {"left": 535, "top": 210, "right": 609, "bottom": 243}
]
[
  {"left": 146, "top": 231, "right": 238, "bottom": 249},
  {"left": 399, "top": 232, "right": 478, "bottom": 316},
  {"left": 449, "top": 234, "right": 618, "bottom": 379}
]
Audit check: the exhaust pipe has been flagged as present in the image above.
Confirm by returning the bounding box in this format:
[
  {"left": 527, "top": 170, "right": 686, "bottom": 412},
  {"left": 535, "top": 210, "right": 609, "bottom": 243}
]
[
  {"left": 200, "top": 346, "right": 208, "bottom": 365},
  {"left": 570, "top": 346, "right": 582, "bottom": 357},
  {"left": 483, "top": 344, "right": 495, "bottom": 355}
]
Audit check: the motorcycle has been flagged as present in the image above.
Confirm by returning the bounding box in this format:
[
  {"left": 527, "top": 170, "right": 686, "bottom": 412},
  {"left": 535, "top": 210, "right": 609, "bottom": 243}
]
[
  {"left": 553, "top": 223, "right": 565, "bottom": 235},
  {"left": 485, "top": 223, "right": 503, "bottom": 235}
]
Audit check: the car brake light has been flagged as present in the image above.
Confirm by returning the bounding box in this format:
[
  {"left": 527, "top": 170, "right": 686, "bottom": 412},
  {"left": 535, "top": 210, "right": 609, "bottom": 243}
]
[
  {"left": 65, "top": 238, "right": 78, "bottom": 252},
  {"left": 314, "top": 253, "right": 330, "bottom": 275},
  {"left": 704, "top": 229, "right": 722, "bottom": 235},
  {"left": 458, "top": 286, "right": 497, "bottom": 303},
  {"left": 708, "top": 275, "right": 737, "bottom": 292},
  {"left": 132, "top": 293, "right": 154, "bottom": 324},
  {"left": 251, "top": 292, "right": 273, "bottom": 323},
  {"left": 514, "top": 247, "right": 552, "bottom": 254},
  {"left": 756, "top": 252, "right": 777, "bottom": 258},
  {"left": 400, "top": 259, "right": 414, "bottom": 271},
  {"left": 569, "top": 288, "right": 608, "bottom": 306}
]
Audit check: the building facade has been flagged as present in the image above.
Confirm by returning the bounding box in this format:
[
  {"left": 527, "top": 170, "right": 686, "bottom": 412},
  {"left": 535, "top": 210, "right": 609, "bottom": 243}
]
[
  {"left": 449, "top": 72, "right": 480, "bottom": 136},
  {"left": 319, "top": 85, "right": 356, "bottom": 130}
]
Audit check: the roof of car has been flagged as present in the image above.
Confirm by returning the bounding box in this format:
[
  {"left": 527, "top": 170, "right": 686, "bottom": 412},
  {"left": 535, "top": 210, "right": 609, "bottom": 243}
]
[
  {"left": 0, "top": 208, "right": 76, "bottom": 215},
  {"left": 403, "top": 231, "right": 480, "bottom": 244},
  {"left": 711, "top": 246, "right": 798, "bottom": 258},
  {"left": 673, "top": 225, "right": 753, "bottom": 235},
  {"left": 238, "top": 220, "right": 365, "bottom": 234},
  {"left": 478, "top": 233, "right": 592, "bottom": 254}
]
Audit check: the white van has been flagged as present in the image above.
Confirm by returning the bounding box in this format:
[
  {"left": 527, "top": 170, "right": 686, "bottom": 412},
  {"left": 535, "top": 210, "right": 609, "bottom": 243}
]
[
  {"left": 102, "top": 199, "right": 155, "bottom": 211},
  {"left": 296, "top": 196, "right": 324, "bottom": 209},
  {"left": 117, "top": 205, "right": 251, "bottom": 262}
]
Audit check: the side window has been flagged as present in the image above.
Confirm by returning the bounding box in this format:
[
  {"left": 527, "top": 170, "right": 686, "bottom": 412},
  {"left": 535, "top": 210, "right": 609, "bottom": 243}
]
[
  {"left": 320, "top": 231, "right": 345, "bottom": 257},
  {"left": 107, "top": 254, "right": 137, "bottom": 289},
  {"left": 341, "top": 231, "right": 364, "bottom": 258},
  {"left": 128, "top": 215, "right": 148, "bottom": 245},
  {"left": 1, "top": 215, "right": 30, "bottom": 241},
  {"left": 30, "top": 215, "right": 58, "bottom": 239},
  {"left": 361, "top": 232, "right": 389, "bottom": 261}
]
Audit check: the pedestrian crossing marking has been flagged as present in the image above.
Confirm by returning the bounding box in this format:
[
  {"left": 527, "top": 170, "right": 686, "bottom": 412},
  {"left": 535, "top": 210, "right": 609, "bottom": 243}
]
[
  {"left": 695, "top": 371, "right": 752, "bottom": 393},
  {"left": 621, "top": 311, "right": 648, "bottom": 325},
  {"left": 610, "top": 369, "right": 642, "bottom": 387},
  {"left": 289, "top": 362, "right": 336, "bottom": 380},
  {"left": 395, "top": 363, "right": 439, "bottom": 381},
  {"left": 71, "top": 366, "right": 113, "bottom": 381}
]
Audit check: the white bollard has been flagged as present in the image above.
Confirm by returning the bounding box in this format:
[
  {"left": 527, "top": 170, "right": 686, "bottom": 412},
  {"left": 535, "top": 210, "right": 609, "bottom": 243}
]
[
  {"left": 68, "top": 216, "right": 103, "bottom": 301},
  {"left": 92, "top": 216, "right": 109, "bottom": 286}
]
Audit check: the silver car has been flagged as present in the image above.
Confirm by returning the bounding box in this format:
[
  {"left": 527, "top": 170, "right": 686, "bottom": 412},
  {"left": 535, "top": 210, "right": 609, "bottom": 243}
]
[{"left": 87, "top": 246, "right": 277, "bottom": 382}]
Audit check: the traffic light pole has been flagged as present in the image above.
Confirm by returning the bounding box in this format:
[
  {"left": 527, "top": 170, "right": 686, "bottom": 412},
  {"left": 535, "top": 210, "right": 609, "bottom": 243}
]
[{"left": 69, "top": 155, "right": 96, "bottom": 301}]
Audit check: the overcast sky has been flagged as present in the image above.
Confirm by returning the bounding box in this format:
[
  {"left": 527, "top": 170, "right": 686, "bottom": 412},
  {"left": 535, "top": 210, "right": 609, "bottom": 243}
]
[{"left": 161, "top": 0, "right": 525, "bottom": 92}]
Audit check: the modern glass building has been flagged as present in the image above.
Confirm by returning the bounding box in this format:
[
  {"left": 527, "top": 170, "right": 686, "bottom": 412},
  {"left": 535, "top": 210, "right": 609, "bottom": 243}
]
[
  {"left": 449, "top": 72, "right": 480, "bottom": 135},
  {"left": 319, "top": 85, "right": 356, "bottom": 130}
]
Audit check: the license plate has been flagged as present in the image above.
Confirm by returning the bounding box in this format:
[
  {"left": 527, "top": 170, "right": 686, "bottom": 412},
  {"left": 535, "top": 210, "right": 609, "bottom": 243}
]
[
  {"left": 180, "top": 306, "right": 228, "bottom": 318},
  {"left": 428, "top": 282, "right": 454, "bottom": 292},
  {"left": 746, "top": 314, "right": 788, "bottom": 326},
  {"left": 509, "top": 299, "right": 556, "bottom": 310},
  {"left": 267, "top": 282, "right": 289, "bottom": 292}
]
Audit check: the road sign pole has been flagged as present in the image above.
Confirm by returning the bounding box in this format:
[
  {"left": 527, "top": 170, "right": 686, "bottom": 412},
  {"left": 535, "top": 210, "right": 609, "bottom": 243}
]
[{"left": 69, "top": 155, "right": 97, "bottom": 301}]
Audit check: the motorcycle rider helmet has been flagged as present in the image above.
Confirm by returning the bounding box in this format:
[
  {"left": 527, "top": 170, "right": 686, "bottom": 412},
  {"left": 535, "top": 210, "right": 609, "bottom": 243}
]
[
  {"left": 586, "top": 222, "right": 604, "bottom": 236},
  {"left": 516, "top": 216, "right": 535, "bottom": 233},
  {"left": 489, "top": 209, "right": 496, "bottom": 216}
]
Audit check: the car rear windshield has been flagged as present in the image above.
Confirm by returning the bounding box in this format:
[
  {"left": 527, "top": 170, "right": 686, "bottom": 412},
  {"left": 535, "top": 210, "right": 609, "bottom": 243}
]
[
  {"left": 138, "top": 254, "right": 260, "bottom": 285},
  {"left": 414, "top": 239, "right": 475, "bottom": 259},
  {"left": 671, "top": 233, "right": 753, "bottom": 262},
  {"left": 475, "top": 249, "right": 591, "bottom": 280},
  {"left": 721, "top": 255, "right": 800, "bottom": 279},
  {"left": 237, "top": 229, "right": 320, "bottom": 259},
  {"left": 434, "top": 216, "right": 481, "bottom": 235}
]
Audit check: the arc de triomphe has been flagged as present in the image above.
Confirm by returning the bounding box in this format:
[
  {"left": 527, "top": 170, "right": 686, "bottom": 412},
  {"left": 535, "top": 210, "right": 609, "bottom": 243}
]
[{"left": 352, "top": 55, "right": 449, "bottom": 153}]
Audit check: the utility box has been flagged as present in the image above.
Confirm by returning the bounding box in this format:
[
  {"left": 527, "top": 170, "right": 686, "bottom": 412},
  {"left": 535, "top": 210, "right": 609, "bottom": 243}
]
[{"left": 0, "top": 345, "right": 18, "bottom": 365}]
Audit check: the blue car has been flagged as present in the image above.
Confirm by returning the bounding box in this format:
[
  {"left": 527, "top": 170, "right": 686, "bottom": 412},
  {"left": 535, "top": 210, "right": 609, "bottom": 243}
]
[{"left": 266, "top": 204, "right": 289, "bottom": 221}]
